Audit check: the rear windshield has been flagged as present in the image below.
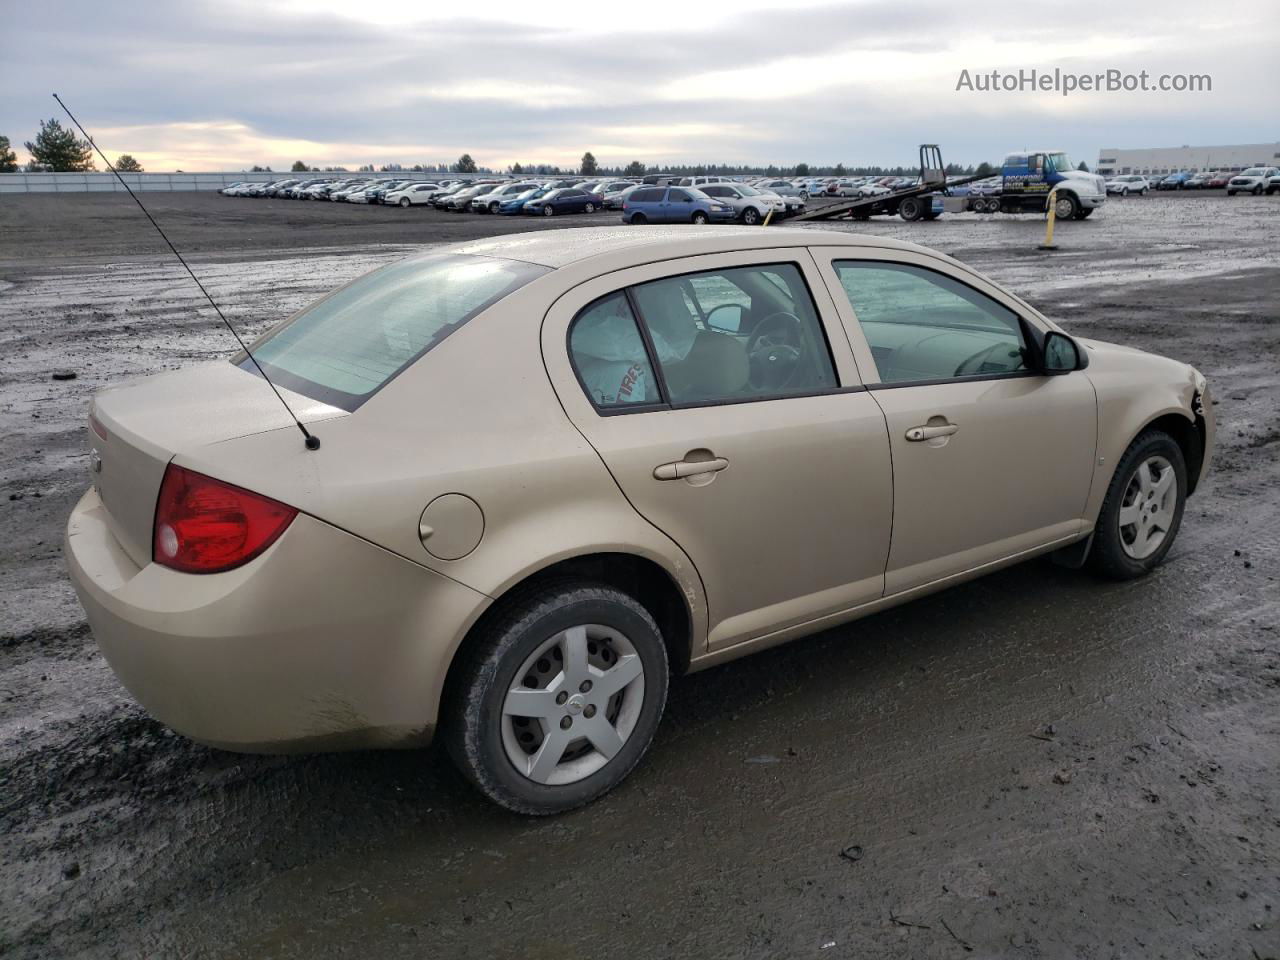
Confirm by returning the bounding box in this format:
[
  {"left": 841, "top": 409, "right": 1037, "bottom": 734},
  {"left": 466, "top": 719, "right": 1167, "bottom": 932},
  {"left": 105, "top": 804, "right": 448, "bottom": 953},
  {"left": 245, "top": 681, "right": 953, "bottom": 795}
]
[{"left": 239, "top": 253, "right": 550, "bottom": 410}]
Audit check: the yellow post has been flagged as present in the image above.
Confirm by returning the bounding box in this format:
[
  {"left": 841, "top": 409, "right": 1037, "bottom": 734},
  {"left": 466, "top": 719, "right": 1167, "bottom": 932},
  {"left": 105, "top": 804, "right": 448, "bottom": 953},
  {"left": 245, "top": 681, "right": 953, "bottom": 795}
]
[
  {"left": 1038, "top": 186, "right": 1060, "bottom": 250},
  {"left": 762, "top": 207, "right": 774, "bottom": 227}
]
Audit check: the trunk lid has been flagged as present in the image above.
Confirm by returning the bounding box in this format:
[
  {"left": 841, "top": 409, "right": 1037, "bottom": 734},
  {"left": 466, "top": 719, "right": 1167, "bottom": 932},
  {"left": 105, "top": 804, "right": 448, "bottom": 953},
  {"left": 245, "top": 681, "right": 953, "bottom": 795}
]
[{"left": 88, "top": 361, "right": 345, "bottom": 568}]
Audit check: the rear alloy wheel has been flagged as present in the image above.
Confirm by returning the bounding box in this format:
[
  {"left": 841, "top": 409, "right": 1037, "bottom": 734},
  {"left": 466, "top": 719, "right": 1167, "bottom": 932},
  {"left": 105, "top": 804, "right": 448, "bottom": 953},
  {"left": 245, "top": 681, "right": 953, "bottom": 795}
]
[
  {"left": 399, "top": 197, "right": 411, "bottom": 207},
  {"left": 1053, "top": 192, "right": 1080, "bottom": 220},
  {"left": 1087, "top": 431, "right": 1186, "bottom": 580},
  {"left": 742, "top": 206, "right": 761, "bottom": 225},
  {"left": 691, "top": 211, "right": 709, "bottom": 225},
  {"left": 445, "top": 582, "right": 669, "bottom": 815},
  {"left": 543, "top": 205, "right": 554, "bottom": 217}
]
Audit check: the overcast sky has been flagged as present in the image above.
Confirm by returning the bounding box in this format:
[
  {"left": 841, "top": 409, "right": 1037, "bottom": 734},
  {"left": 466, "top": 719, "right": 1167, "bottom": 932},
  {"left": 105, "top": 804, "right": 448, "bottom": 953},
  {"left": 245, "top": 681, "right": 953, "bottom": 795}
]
[{"left": 2, "top": 0, "right": 1275, "bottom": 172}]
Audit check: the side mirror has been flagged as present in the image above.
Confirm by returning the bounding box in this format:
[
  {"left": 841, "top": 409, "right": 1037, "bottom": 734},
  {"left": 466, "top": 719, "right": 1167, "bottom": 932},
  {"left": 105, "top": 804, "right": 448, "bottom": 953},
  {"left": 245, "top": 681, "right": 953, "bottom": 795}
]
[
  {"left": 1042, "top": 331, "right": 1087, "bottom": 374},
  {"left": 706, "top": 303, "right": 743, "bottom": 333}
]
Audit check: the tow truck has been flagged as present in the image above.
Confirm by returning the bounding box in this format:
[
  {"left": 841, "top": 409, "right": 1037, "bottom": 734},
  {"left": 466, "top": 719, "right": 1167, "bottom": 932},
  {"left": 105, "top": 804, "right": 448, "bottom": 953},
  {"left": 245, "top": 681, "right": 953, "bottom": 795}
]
[{"left": 795, "top": 144, "right": 1107, "bottom": 222}]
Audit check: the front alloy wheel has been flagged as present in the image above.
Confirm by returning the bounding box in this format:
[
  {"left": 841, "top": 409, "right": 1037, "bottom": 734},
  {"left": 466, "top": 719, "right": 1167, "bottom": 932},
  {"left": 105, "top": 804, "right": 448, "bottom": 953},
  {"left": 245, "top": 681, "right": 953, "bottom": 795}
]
[
  {"left": 543, "top": 205, "right": 555, "bottom": 217},
  {"left": 1088, "top": 430, "right": 1187, "bottom": 579},
  {"left": 691, "top": 211, "right": 709, "bottom": 224},
  {"left": 742, "top": 207, "right": 761, "bottom": 225},
  {"left": 445, "top": 582, "right": 669, "bottom": 814}
]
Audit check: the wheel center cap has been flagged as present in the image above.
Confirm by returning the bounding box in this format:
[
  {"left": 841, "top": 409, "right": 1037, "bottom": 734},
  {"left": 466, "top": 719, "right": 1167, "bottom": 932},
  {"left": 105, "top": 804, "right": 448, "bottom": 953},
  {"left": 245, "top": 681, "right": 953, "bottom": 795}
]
[{"left": 566, "top": 695, "right": 586, "bottom": 716}]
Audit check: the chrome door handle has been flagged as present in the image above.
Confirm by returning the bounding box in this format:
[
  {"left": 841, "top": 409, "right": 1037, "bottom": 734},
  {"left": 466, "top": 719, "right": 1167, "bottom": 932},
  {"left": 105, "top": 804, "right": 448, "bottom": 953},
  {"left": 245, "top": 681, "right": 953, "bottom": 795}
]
[
  {"left": 653, "top": 457, "right": 729, "bottom": 481},
  {"left": 905, "top": 423, "right": 959, "bottom": 442}
]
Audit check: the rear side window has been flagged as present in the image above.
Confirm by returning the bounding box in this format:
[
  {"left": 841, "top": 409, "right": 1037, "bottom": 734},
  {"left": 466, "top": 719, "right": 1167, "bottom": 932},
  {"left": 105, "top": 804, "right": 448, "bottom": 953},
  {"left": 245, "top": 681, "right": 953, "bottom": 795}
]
[
  {"left": 243, "top": 254, "right": 550, "bottom": 410},
  {"left": 567, "top": 263, "right": 838, "bottom": 411},
  {"left": 630, "top": 188, "right": 661, "bottom": 202},
  {"left": 568, "top": 292, "right": 659, "bottom": 408},
  {"left": 668, "top": 189, "right": 693, "bottom": 202}
]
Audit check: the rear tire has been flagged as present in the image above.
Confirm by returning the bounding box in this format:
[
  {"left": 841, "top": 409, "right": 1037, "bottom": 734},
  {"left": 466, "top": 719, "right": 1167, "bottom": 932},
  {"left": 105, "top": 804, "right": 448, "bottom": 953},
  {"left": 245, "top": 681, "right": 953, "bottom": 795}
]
[
  {"left": 1087, "top": 431, "right": 1187, "bottom": 580},
  {"left": 444, "top": 582, "right": 669, "bottom": 815},
  {"left": 899, "top": 196, "right": 925, "bottom": 221},
  {"left": 630, "top": 212, "right": 647, "bottom": 225}
]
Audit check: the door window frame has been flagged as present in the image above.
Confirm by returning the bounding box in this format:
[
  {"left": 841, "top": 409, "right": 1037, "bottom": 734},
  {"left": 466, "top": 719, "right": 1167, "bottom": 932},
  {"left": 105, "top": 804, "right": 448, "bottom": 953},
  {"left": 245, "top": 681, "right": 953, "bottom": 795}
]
[
  {"left": 552, "top": 251, "right": 866, "bottom": 418},
  {"left": 809, "top": 248, "right": 1057, "bottom": 388}
]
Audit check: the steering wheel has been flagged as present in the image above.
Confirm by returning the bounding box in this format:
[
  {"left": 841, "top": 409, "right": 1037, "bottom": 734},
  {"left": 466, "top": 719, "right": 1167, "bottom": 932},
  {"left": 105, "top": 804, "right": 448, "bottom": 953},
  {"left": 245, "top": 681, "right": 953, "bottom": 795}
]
[{"left": 746, "top": 311, "right": 806, "bottom": 391}]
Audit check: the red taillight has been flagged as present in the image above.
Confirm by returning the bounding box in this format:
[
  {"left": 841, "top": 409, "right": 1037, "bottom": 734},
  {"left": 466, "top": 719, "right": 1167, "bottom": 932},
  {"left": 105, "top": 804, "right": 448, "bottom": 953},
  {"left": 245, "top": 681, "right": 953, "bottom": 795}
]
[{"left": 152, "top": 465, "right": 297, "bottom": 574}]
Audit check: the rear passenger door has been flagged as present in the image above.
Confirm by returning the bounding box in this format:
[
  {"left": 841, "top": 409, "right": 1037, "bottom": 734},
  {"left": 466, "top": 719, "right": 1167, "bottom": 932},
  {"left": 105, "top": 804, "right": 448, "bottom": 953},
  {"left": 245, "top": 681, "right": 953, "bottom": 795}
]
[{"left": 542, "top": 252, "right": 893, "bottom": 653}]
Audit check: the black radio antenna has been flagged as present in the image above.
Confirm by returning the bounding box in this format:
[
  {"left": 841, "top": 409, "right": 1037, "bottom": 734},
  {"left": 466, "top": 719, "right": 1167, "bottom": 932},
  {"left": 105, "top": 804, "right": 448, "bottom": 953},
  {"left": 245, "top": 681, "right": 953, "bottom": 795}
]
[{"left": 52, "top": 93, "right": 320, "bottom": 451}]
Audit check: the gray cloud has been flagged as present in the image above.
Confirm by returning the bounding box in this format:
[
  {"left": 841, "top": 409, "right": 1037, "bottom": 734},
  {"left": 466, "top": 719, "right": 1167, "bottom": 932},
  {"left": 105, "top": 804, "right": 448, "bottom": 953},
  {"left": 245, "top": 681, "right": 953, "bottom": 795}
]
[{"left": 1, "top": 0, "right": 1273, "bottom": 171}]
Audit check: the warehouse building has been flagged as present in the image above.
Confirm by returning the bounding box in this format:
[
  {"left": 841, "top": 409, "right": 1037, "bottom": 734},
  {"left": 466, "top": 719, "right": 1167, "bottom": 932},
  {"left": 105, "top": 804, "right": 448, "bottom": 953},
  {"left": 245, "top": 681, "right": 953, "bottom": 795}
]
[{"left": 1096, "top": 143, "right": 1280, "bottom": 177}]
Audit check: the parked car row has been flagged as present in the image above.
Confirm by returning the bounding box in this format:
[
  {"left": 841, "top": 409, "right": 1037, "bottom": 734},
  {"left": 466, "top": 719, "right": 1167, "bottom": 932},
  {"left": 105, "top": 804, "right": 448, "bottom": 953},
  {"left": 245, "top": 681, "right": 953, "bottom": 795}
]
[
  {"left": 218, "top": 174, "right": 820, "bottom": 222},
  {"left": 1100, "top": 168, "right": 1280, "bottom": 195}
]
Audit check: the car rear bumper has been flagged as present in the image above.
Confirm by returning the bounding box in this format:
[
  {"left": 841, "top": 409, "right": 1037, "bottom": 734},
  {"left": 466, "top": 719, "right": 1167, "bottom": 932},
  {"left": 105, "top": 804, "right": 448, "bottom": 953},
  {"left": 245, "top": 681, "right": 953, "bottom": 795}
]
[{"left": 65, "top": 487, "right": 489, "bottom": 753}]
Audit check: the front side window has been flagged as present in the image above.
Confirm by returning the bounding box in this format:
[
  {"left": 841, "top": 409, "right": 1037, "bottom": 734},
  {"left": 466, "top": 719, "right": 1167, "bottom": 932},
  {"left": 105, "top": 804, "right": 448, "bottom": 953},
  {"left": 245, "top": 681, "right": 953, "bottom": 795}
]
[
  {"left": 631, "top": 263, "right": 836, "bottom": 404},
  {"left": 243, "top": 254, "right": 549, "bottom": 410},
  {"left": 832, "top": 261, "right": 1029, "bottom": 384},
  {"left": 667, "top": 189, "right": 693, "bottom": 202},
  {"left": 568, "top": 292, "right": 659, "bottom": 408}
]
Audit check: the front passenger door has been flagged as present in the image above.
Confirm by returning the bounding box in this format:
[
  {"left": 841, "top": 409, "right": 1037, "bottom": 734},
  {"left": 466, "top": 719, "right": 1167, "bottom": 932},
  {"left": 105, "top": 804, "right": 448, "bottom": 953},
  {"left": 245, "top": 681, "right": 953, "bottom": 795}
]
[{"left": 814, "top": 251, "right": 1097, "bottom": 594}]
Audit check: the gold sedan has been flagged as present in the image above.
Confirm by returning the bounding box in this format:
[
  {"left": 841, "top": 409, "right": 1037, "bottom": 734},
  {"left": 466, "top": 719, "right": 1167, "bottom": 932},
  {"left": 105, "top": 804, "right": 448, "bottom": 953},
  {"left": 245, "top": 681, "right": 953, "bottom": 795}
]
[{"left": 65, "top": 227, "right": 1214, "bottom": 813}]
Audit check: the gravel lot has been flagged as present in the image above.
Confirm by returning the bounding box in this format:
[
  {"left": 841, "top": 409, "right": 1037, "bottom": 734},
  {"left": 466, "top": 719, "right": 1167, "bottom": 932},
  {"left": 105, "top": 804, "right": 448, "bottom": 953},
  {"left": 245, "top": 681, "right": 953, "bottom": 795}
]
[{"left": 1, "top": 191, "right": 1277, "bottom": 960}]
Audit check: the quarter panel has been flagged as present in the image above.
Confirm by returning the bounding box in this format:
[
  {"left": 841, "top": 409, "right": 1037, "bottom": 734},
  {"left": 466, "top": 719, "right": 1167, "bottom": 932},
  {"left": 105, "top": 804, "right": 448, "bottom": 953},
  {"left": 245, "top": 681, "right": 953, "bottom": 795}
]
[{"left": 176, "top": 278, "right": 710, "bottom": 653}]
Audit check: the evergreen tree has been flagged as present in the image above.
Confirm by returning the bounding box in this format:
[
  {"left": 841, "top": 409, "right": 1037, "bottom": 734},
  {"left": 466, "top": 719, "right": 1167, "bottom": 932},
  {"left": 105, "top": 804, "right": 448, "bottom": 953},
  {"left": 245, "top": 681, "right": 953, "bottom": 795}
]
[{"left": 25, "top": 119, "right": 94, "bottom": 171}]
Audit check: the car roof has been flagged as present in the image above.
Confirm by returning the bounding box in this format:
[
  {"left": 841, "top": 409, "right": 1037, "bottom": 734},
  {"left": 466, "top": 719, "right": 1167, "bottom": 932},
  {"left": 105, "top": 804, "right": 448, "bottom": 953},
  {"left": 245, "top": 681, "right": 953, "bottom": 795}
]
[{"left": 450, "top": 226, "right": 934, "bottom": 270}]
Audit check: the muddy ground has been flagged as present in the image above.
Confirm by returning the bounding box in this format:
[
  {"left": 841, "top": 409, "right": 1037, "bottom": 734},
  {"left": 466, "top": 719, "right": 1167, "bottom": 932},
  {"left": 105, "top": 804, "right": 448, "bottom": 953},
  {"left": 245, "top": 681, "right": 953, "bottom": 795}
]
[{"left": 0, "top": 192, "right": 1277, "bottom": 960}]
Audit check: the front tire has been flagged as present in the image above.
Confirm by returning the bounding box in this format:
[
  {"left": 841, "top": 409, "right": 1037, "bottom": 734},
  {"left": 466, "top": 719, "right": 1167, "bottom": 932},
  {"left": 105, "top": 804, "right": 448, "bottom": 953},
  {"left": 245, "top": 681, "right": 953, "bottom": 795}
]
[
  {"left": 741, "top": 206, "right": 761, "bottom": 225},
  {"left": 1053, "top": 192, "right": 1080, "bottom": 220},
  {"left": 691, "top": 211, "right": 709, "bottom": 224},
  {"left": 444, "top": 582, "right": 669, "bottom": 815},
  {"left": 399, "top": 197, "right": 411, "bottom": 208},
  {"left": 584, "top": 202, "right": 595, "bottom": 213},
  {"left": 1087, "top": 431, "right": 1187, "bottom": 580},
  {"left": 543, "top": 205, "right": 554, "bottom": 217},
  {"left": 1252, "top": 185, "right": 1263, "bottom": 196}
]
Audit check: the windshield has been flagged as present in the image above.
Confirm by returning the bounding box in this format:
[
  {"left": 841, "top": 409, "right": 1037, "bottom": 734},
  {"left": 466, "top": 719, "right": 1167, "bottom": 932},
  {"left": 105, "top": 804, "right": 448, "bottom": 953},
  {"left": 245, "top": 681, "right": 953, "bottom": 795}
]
[
  {"left": 240, "top": 254, "right": 551, "bottom": 410},
  {"left": 737, "top": 185, "right": 761, "bottom": 196},
  {"left": 1048, "top": 152, "right": 1073, "bottom": 172},
  {"left": 1241, "top": 168, "right": 1264, "bottom": 176}
]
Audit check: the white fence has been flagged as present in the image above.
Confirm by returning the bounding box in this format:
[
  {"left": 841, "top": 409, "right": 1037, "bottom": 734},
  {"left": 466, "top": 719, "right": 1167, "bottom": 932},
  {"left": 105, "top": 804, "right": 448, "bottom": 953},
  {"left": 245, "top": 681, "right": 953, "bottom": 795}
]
[{"left": 0, "top": 172, "right": 450, "bottom": 194}]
